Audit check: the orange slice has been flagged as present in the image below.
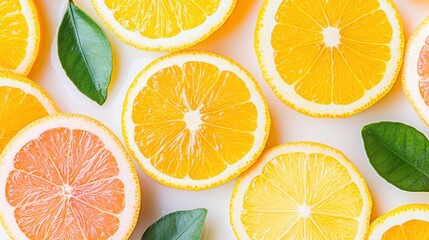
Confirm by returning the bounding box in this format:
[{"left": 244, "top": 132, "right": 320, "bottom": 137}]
[
  {"left": 91, "top": 0, "right": 236, "bottom": 51},
  {"left": 403, "top": 16, "right": 429, "bottom": 126},
  {"left": 0, "top": 71, "right": 57, "bottom": 153},
  {"left": 122, "top": 51, "right": 270, "bottom": 190},
  {"left": 0, "top": 0, "right": 40, "bottom": 75},
  {"left": 0, "top": 113, "right": 140, "bottom": 239},
  {"left": 368, "top": 204, "right": 429, "bottom": 239},
  {"left": 255, "top": 0, "right": 404, "bottom": 117},
  {"left": 230, "top": 142, "right": 372, "bottom": 239}
]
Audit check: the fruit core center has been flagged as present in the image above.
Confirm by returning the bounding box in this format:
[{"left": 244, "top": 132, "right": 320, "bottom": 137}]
[
  {"left": 322, "top": 26, "right": 341, "bottom": 48},
  {"left": 298, "top": 204, "right": 311, "bottom": 218},
  {"left": 184, "top": 109, "right": 202, "bottom": 131},
  {"left": 61, "top": 184, "right": 73, "bottom": 198}
]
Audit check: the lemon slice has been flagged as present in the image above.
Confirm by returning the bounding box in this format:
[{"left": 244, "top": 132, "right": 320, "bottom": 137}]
[
  {"left": 368, "top": 204, "right": 429, "bottom": 239},
  {"left": 122, "top": 51, "right": 270, "bottom": 190},
  {"left": 91, "top": 0, "right": 236, "bottom": 51},
  {"left": 255, "top": 0, "right": 404, "bottom": 117},
  {"left": 230, "top": 142, "right": 372, "bottom": 239},
  {"left": 0, "top": 0, "right": 40, "bottom": 75}
]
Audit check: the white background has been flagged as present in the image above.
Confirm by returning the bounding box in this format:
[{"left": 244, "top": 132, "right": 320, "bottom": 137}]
[{"left": 2, "top": 0, "right": 429, "bottom": 239}]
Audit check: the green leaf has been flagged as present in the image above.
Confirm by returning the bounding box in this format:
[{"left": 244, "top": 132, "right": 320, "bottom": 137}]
[
  {"left": 57, "top": 2, "right": 112, "bottom": 105},
  {"left": 362, "top": 121, "right": 429, "bottom": 192},
  {"left": 141, "top": 208, "right": 208, "bottom": 240}
]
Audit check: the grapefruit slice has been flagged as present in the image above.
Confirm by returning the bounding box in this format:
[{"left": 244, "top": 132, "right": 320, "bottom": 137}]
[
  {"left": 403, "top": 16, "right": 429, "bottom": 126},
  {"left": 0, "top": 113, "right": 140, "bottom": 239}
]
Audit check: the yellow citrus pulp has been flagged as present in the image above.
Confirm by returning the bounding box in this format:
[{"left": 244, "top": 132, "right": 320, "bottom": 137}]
[
  {"left": 0, "top": 71, "right": 57, "bottom": 153},
  {"left": 255, "top": 0, "right": 404, "bottom": 117},
  {"left": 91, "top": 0, "right": 236, "bottom": 51},
  {"left": 368, "top": 204, "right": 429, "bottom": 240},
  {"left": 0, "top": 0, "right": 40, "bottom": 75},
  {"left": 122, "top": 51, "right": 270, "bottom": 190},
  {"left": 230, "top": 142, "right": 372, "bottom": 239}
]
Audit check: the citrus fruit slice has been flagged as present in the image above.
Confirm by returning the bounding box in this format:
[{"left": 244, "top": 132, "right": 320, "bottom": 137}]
[
  {"left": 368, "top": 204, "right": 429, "bottom": 239},
  {"left": 403, "top": 16, "right": 429, "bottom": 126},
  {"left": 122, "top": 51, "right": 270, "bottom": 190},
  {"left": 255, "top": 0, "right": 404, "bottom": 117},
  {"left": 230, "top": 142, "right": 372, "bottom": 239},
  {"left": 91, "top": 0, "right": 236, "bottom": 51},
  {"left": 0, "top": 0, "right": 40, "bottom": 75},
  {"left": 0, "top": 71, "right": 57, "bottom": 153},
  {"left": 0, "top": 113, "right": 140, "bottom": 239}
]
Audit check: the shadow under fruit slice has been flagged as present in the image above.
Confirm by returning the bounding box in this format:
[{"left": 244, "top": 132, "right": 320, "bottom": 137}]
[
  {"left": 368, "top": 204, "right": 429, "bottom": 239},
  {"left": 230, "top": 142, "right": 372, "bottom": 239},
  {"left": 255, "top": 0, "right": 404, "bottom": 117},
  {"left": 122, "top": 50, "right": 270, "bottom": 190},
  {"left": 0, "top": 71, "right": 58, "bottom": 153},
  {"left": 0, "top": 113, "right": 140, "bottom": 240},
  {"left": 0, "top": 0, "right": 40, "bottom": 75},
  {"left": 403, "top": 15, "right": 429, "bottom": 126},
  {"left": 91, "top": 0, "right": 236, "bottom": 51}
]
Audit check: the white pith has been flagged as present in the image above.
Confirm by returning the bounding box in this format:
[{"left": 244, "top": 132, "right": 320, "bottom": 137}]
[
  {"left": 322, "top": 26, "right": 341, "bottom": 48},
  {"left": 184, "top": 109, "right": 202, "bottom": 132}
]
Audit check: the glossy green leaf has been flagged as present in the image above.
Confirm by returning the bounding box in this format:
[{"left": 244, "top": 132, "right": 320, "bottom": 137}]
[
  {"left": 141, "top": 208, "right": 207, "bottom": 240},
  {"left": 57, "top": 2, "right": 112, "bottom": 105},
  {"left": 362, "top": 121, "right": 429, "bottom": 192}
]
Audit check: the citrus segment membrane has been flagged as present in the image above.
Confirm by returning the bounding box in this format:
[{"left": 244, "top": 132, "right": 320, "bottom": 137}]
[
  {"left": 230, "top": 142, "right": 372, "bottom": 240},
  {"left": 123, "top": 51, "right": 270, "bottom": 189},
  {"left": 0, "top": 114, "right": 140, "bottom": 240},
  {"left": 256, "top": 0, "right": 403, "bottom": 117}
]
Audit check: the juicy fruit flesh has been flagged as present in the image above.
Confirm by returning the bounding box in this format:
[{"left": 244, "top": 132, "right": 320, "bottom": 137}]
[
  {"left": 241, "top": 152, "right": 363, "bottom": 239},
  {"left": 132, "top": 61, "right": 257, "bottom": 180},
  {"left": 105, "top": 0, "right": 221, "bottom": 39},
  {"left": 273, "top": 0, "right": 392, "bottom": 105},
  {"left": 0, "top": 86, "right": 48, "bottom": 153},
  {"left": 0, "top": 0, "right": 29, "bottom": 71},
  {"left": 418, "top": 36, "right": 429, "bottom": 106},
  {"left": 6, "top": 127, "right": 125, "bottom": 239},
  {"left": 382, "top": 220, "right": 429, "bottom": 239}
]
